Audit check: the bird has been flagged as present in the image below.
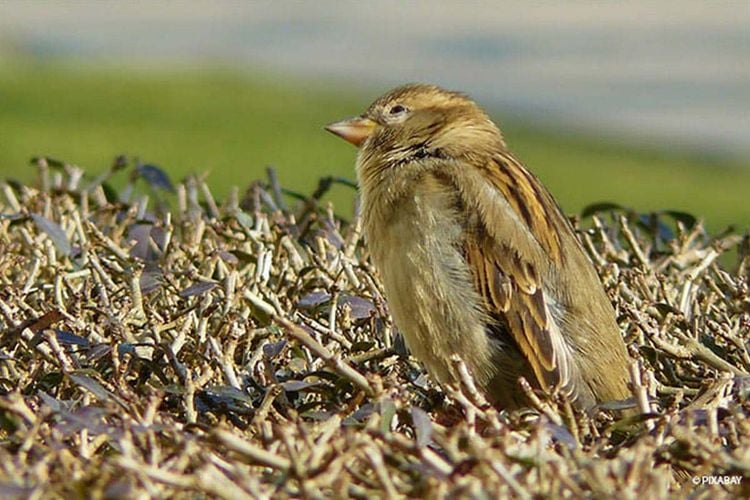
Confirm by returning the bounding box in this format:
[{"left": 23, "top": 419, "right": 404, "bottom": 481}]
[{"left": 325, "top": 83, "right": 631, "bottom": 411}]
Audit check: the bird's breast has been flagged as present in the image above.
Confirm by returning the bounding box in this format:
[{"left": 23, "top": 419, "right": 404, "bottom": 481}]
[{"left": 362, "top": 177, "right": 496, "bottom": 386}]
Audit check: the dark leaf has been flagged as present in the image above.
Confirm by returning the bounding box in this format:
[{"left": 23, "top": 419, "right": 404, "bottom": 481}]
[
  {"left": 340, "top": 295, "right": 376, "bottom": 319},
  {"left": 734, "top": 376, "right": 750, "bottom": 400},
  {"left": 32, "top": 214, "right": 72, "bottom": 255},
  {"left": 179, "top": 281, "right": 217, "bottom": 298},
  {"left": 581, "top": 202, "right": 623, "bottom": 218},
  {"left": 350, "top": 403, "right": 376, "bottom": 422},
  {"left": 297, "top": 266, "right": 321, "bottom": 278},
  {"left": 229, "top": 250, "right": 257, "bottom": 265},
  {"left": 301, "top": 410, "right": 334, "bottom": 421},
  {"left": 4, "top": 178, "right": 23, "bottom": 191},
  {"left": 163, "top": 384, "right": 187, "bottom": 396},
  {"left": 657, "top": 221, "right": 675, "bottom": 241},
  {"left": 69, "top": 373, "right": 112, "bottom": 401},
  {"left": 258, "top": 189, "right": 279, "bottom": 212},
  {"left": 263, "top": 340, "right": 287, "bottom": 359},
  {"left": 297, "top": 292, "right": 331, "bottom": 309},
  {"left": 55, "top": 330, "right": 90, "bottom": 348},
  {"left": 196, "top": 386, "right": 254, "bottom": 415},
  {"left": 150, "top": 226, "right": 167, "bottom": 251},
  {"left": 282, "top": 380, "right": 319, "bottom": 392},
  {"left": 38, "top": 391, "right": 63, "bottom": 413},
  {"left": 35, "top": 372, "right": 64, "bottom": 392},
  {"left": 596, "top": 396, "right": 639, "bottom": 412},
  {"left": 394, "top": 332, "right": 409, "bottom": 357},
  {"left": 652, "top": 302, "right": 682, "bottom": 316},
  {"left": 662, "top": 210, "right": 698, "bottom": 230},
  {"left": 543, "top": 421, "right": 578, "bottom": 450},
  {"left": 217, "top": 250, "right": 239, "bottom": 265},
  {"left": 118, "top": 343, "right": 137, "bottom": 357},
  {"left": 410, "top": 406, "right": 433, "bottom": 448},
  {"left": 87, "top": 344, "right": 112, "bottom": 361},
  {"left": 279, "top": 187, "right": 309, "bottom": 202},
  {"left": 0, "top": 484, "right": 34, "bottom": 498},
  {"left": 101, "top": 182, "right": 119, "bottom": 203},
  {"left": 31, "top": 156, "right": 65, "bottom": 169},
  {"left": 332, "top": 176, "right": 358, "bottom": 190},
  {"left": 610, "top": 412, "right": 660, "bottom": 431},
  {"left": 306, "top": 370, "right": 341, "bottom": 383},
  {"left": 136, "top": 164, "right": 175, "bottom": 192},
  {"left": 53, "top": 406, "right": 112, "bottom": 436},
  {"left": 140, "top": 269, "right": 163, "bottom": 294},
  {"left": 316, "top": 224, "right": 344, "bottom": 249},
  {"left": 128, "top": 224, "right": 153, "bottom": 260},
  {"left": 204, "top": 385, "right": 253, "bottom": 404},
  {"left": 351, "top": 341, "right": 375, "bottom": 352},
  {"left": 412, "top": 373, "right": 430, "bottom": 389},
  {"left": 112, "top": 154, "right": 128, "bottom": 171}
]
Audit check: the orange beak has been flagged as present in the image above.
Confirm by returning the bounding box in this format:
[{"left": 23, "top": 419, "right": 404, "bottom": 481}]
[{"left": 325, "top": 117, "right": 376, "bottom": 147}]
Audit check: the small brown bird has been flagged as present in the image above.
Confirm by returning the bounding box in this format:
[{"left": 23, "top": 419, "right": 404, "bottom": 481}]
[{"left": 326, "top": 84, "right": 631, "bottom": 410}]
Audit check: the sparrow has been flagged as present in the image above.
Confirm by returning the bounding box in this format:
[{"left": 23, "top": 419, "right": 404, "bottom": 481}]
[{"left": 325, "top": 84, "right": 631, "bottom": 410}]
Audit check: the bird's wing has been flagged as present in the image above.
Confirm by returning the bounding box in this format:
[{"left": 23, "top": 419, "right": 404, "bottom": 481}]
[
  {"left": 462, "top": 152, "right": 578, "bottom": 397},
  {"left": 464, "top": 236, "right": 574, "bottom": 396}
]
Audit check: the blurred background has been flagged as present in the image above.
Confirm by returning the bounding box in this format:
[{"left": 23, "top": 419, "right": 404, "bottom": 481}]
[{"left": 0, "top": 1, "right": 748, "bottom": 230}]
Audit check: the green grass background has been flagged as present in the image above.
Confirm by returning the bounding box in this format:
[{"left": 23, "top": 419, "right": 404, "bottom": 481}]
[{"left": 1, "top": 60, "right": 749, "bottom": 232}]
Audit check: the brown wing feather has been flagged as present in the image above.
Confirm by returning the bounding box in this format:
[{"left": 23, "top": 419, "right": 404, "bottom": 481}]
[
  {"left": 465, "top": 238, "right": 564, "bottom": 391},
  {"left": 463, "top": 153, "right": 578, "bottom": 397},
  {"left": 486, "top": 151, "right": 567, "bottom": 264}
]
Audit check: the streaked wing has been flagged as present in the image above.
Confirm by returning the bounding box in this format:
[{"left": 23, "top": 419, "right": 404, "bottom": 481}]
[
  {"left": 463, "top": 153, "right": 578, "bottom": 397},
  {"left": 464, "top": 237, "right": 574, "bottom": 395},
  {"left": 483, "top": 151, "right": 569, "bottom": 264}
]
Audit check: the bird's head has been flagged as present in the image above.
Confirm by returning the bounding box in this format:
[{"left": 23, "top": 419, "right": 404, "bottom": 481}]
[{"left": 326, "top": 84, "right": 505, "bottom": 184}]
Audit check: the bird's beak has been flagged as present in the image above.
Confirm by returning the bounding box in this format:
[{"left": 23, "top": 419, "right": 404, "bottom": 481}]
[{"left": 325, "top": 117, "right": 376, "bottom": 147}]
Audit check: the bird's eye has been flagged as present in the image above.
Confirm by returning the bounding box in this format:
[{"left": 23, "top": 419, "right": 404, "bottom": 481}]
[{"left": 389, "top": 104, "right": 407, "bottom": 115}]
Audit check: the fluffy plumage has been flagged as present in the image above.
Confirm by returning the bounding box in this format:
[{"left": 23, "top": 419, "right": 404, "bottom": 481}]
[{"left": 326, "top": 83, "right": 631, "bottom": 410}]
